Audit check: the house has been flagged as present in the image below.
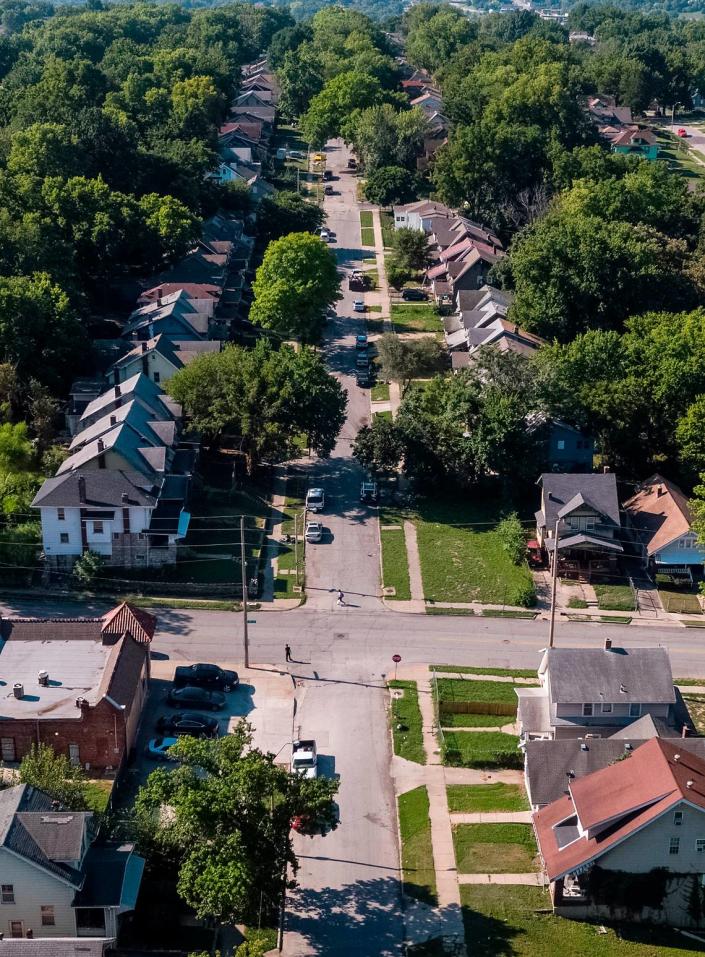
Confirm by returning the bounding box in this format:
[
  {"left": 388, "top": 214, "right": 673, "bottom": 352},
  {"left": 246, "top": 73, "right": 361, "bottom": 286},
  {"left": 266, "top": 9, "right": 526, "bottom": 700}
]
[
  {"left": 624, "top": 474, "right": 705, "bottom": 579},
  {"left": 535, "top": 471, "right": 623, "bottom": 577},
  {"left": 524, "top": 414, "right": 594, "bottom": 473},
  {"left": 585, "top": 94, "right": 633, "bottom": 127},
  {"left": 0, "top": 603, "right": 154, "bottom": 769},
  {"left": 77, "top": 375, "right": 181, "bottom": 434},
  {"left": 137, "top": 282, "right": 221, "bottom": 317},
  {"left": 533, "top": 738, "right": 705, "bottom": 926},
  {"left": 410, "top": 91, "right": 445, "bottom": 116},
  {"left": 516, "top": 641, "right": 678, "bottom": 742},
  {"left": 608, "top": 125, "right": 659, "bottom": 160},
  {"left": 392, "top": 200, "right": 456, "bottom": 232},
  {"left": 108, "top": 335, "right": 219, "bottom": 387},
  {"left": 123, "top": 290, "right": 212, "bottom": 341},
  {"left": 0, "top": 783, "right": 143, "bottom": 942}
]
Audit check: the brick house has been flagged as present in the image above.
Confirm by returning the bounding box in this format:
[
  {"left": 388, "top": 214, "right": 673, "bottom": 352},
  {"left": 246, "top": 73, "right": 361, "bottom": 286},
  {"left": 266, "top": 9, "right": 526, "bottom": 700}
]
[{"left": 0, "top": 604, "right": 155, "bottom": 771}]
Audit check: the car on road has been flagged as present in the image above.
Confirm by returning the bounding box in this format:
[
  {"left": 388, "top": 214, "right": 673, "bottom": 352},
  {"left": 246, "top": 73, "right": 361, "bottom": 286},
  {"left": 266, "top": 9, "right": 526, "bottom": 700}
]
[
  {"left": 360, "top": 481, "right": 378, "bottom": 504},
  {"left": 312, "top": 152, "right": 326, "bottom": 163},
  {"left": 146, "top": 736, "right": 179, "bottom": 761},
  {"left": 319, "top": 229, "right": 331, "bottom": 242},
  {"left": 355, "top": 352, "right": 370, "bottom": 370},
  {"left": 174, "top": 663, "right": 238, "bottom": 691},
  {"left": 324, "top": 185, "right": 333, "bottom": 195},
  {"left": 168, "top": 686, "right": 226, "bottom": 711},
  {"left": 356, "top": 334, "right": 368, "bottom": 350},
  {"left": 305, "top": 521, "right": 323, "bottom": 543},
  {"left": 401, "top": 288, "right": 427, "bottom": 301},
  {"left": 677, "top": 127, "right": 688, "bottom": 137},
  {"left": 157, "top": 711, "right": 220, "bottom": 737},
  {"left": 354, "top": 369, "right": 371, "bottom": 387},
  {"left": 347, "top": 158, "right": 357, "bottom": 170},
  {"left": 306, "top": 487, "right": 325, "bottom": 512},
  {"left": 323, "top": 169, "right": 333, "bottom": 181},
  {"left": 353, "top": 299, "right": 365, "bottom": 312},
  {"left": 292, "top": 739, "right": 318, "bottom": 778}
]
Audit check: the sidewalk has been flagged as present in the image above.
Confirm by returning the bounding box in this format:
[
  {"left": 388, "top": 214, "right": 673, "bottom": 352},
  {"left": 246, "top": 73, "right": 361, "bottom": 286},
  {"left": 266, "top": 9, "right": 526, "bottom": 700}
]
[
  {"left": 449, "top": 811, "right": 532, "bottom": 824},
  {"left": 458, "top": 873, "right": 544, "bottom": 885}
]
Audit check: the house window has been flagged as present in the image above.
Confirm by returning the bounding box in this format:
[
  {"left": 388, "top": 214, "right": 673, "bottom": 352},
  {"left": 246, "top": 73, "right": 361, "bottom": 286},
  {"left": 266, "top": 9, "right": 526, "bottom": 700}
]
[
  {"left": 697, "top": 840, "right": 705, "bottom": 854},
  {"left": 674, "top": 811, "right": 683, "bottom": 826},
  {"left": 60, "top": 533, "right": 69, "bottom": 544},
  {"left": 1, "top": 885, "right": 15, "bottom": 904},
  {"left": 630, "top": 703, "right": 641, "bottom": 718},
  {"left": 40, "top": 906, "right": 55, "bottom": 927},
  {"left": 556, "top": 440, "right": 565, "bottom": 450},
  {"left": 583, "top": 703, "right": 593, "bottom": 716},
  {"left": 9, "top": 921, "right": 22, "bottom": 938},
  {"left": 601, "top": 702, "right": 613, "bottom": 714},
  {"left": 1, "top": 738, "right": 15, "bottom": 761},
  {"left": 68, "top": 743, "right": 80, "bottom": 766},
  {"left": 57, "top": 507, "right": 65, "bottom": 520},
  {"left": 670, "top": 837, "right": 680, "bottom": 855},
  {"left": 153, "top": 372, "right": 160, "bottom": 384},
  {"left": 93, "top": 521, "right": 103, "bottom": 534}
]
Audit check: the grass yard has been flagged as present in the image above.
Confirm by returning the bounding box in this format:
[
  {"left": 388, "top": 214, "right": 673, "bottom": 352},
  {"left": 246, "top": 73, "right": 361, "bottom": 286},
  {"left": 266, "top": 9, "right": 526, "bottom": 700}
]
[
  {"left": 398, "top": 786, "right": 437, "bottom": 905},
  {"left": 374, "top": 409, "right": 392, "bottom": 421},
  {"left": 659, "top": 584, "right": 702, "bottom": 615},
  {"left": 453, "top": 823, "right": 536, "bottom": 874},
  {"left": 440, "top": 712, "right": 514, "bottom": 728},
  {"left": 655, "top": 130, "right": 705, "bottom": 183},
  {"left": 381, "top": 528, "right": 411, "bottom": 600},
  {"left": 426, "top": 607, "right": 476, "bottom": 616},
  {"left": 274, "top": 481, "right": 306, "bottom": 597},
  {"left": 371, "top": 381, "right": 390, "bottom": 402},
  {"left": 460, "top": 885, "right": 705, "bottom": 956},
  {"left": 84, "top": 779, "right": 113, "bottom": 814},
  {"left": 435, "top": 678, "right": 520, "bottom": 705},
  {"left": 389, "top": 680, "right": 425, "bottom": 763},
  {"left": 390, "top": 303, "right": 441, "bottom": 333},
  {"left": 360, "top": 226, "right": 375, "bottom": 246},
  {"left": 594, "top": 582, "right": 635, "bottom": 611},
  {"left": 380, "top": 209, "right": 394, "bottom": 248},
  {"left": 681, "top": 693, "right": 705, "bottom": 734},
  {"left": 447, "top": 783, "right": 528, "bottom": 813},
  {"left": 414, "top": 499, "right": 536, "bottom": 607},
  {"left": 443, "top": 731, "right": 522, "bottom": 769},
  {"left": 360, "top": 210, "right": 373, "bottom": 227},
  {"left": 431, "top": 665, "right": 537, "bottom": 679}
]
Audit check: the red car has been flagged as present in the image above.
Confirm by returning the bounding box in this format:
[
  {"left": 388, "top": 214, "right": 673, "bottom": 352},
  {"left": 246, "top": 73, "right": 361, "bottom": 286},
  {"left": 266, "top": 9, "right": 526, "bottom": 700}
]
[
  {"left": 677, "top": 128, "right": 688, "bottom": 138},
  {"left": 526, "top": 539, "right": 544, "bottom": 569}
]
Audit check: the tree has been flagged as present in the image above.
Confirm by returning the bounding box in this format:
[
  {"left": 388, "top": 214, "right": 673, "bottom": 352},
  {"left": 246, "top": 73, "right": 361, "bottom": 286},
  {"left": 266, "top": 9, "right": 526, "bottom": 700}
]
[
  {"left": 405, "top": 6, "right": 474, "bottom": 72},
  {"left": 19, "top": 743, "right": 89, "bottom": 810},
  {"left": 137, "top": 193, "right": 200, "bottom": 265},
  {"left": 352, "top": 416, "right": 403, "bottom": 472},
  {"left": 0, "top": 421, "right": 34, "bottom": 471},
  {"left": 256, "top": 191, "right": 324, "bottom": 244},
  {"left": 363, "top": 166, "right": 415, "bottom": 207},
  {"left": 72, "top": 549, "right": 105, "bottom": 587},
  {"left": 390, "top": 228, "right": 428, "bottom": 272},
  {"left": 277, "top": 44, "right": 323, "bottom": 119},
  {"left": 250, "top": 232, "right": 340, "bottom": 343},
  {"left": 133, "top": 723, "right": 338, "bottom": 925},
  {"left": 677, "top": 397, "right": 705, "bottom": 477},
  {"left": 300, "top": 71, "right": 384, "bottom": 145},
  {"left": 167, "top": 341, "right": 346, "bottom": 472},
  {"left": 376, "top": 334, "right": 444, "bottom": 393},
  {"left": 349, "top": 104, "right": 427, "bottom": 172}
]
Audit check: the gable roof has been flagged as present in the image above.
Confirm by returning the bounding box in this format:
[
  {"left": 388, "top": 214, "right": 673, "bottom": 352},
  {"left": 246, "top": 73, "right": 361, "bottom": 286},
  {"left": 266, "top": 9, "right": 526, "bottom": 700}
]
[
  {"left": 32, "top": 469, "right": 159, "bottom": 509},
  {"left": 534, "top": 739, "right": 705, "bottom": 881},
  {"left": 623, "top": 474, "right": 695, "bottom": 555},
  {"left": 80, "top": 374, "right": 180, "bottom": 426},
  {"left": 538, "top": 472, "right": 620, "bottom": 529},
  {"left": 102, "top": 602, "right": 156, "bottom": 644},
  {"left": 540, "top": 645, "right": 675, "bottom": 705}
]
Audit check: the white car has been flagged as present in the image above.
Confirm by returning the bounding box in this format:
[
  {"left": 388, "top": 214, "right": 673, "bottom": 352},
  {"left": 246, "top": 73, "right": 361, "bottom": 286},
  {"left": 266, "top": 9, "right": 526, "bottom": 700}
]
[
  {"left": 353, "top": 299, "right": 365, "bottom": 313},
  {"left": 306, "top": 488, "right": 325, "bottom": 512},
  {"left": 305, "top": 521, "right": 323, "bottom": 543},
  {"left": 319, "top": 229, "right": 331, "bottom": 242},
  {"left": 292, "top": 739, "right": 318, "bottom": 779}
]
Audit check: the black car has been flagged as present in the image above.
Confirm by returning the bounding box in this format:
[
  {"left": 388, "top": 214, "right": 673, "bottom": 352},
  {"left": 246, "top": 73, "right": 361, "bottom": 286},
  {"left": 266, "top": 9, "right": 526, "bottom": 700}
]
[
  {"left": 354, "top": 369, "right": 371, "bottom": 388},
  {"left": 323, "top": 169, "right": 333, "bottom": 181},
  {"left": 401, "top": 288, "right": 427, "bottom": 302},
  {"left": 168, "top": 686, "right": 226, "bottom": 711},
  {"left": 157, "top": 711, "right": 220, "bottom": 737},
  {"left": 173, "top": 663, "right": 239, "bottom": 691}
]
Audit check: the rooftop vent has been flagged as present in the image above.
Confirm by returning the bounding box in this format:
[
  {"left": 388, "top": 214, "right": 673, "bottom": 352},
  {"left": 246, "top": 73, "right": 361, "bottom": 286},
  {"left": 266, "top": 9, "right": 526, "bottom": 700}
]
[
  {"left": 75, "top": 696, "right": 88, "bottom": 710},
  {"left": 687, "top": 780, "right": 695, "bottom": 789},
  {"left": 620, "top": 683, "right": 626, "bottom": 693},
  {"left": 674, "top": 754, "right": 681, "bottom": 762},
  {"left": 37, "top": 670, "right": 49, "bottom": 687},
  {"left": 12, "top": 683, "right": 23, "bottom": 699},
  {"left": 625, "top": 743, "right": 633, "bottom": 751},
  {"left": 580, "top": 743, "right": 589, "bottom": 751}
]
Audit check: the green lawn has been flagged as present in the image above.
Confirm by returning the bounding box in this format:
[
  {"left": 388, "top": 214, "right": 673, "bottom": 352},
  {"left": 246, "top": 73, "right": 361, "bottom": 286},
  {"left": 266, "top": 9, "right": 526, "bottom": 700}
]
[
  {"left": 371, "top": 381, "right": 390, "bottom": 402},
  {"left": 655, "top": 130, "right": 705, "bottom": 183},
  {"left": 447, "top": 783, "right": 528, "bottom": 813},
  {"left": 274, "top": 481, "right": 306, "bottom": 597},
  {"left": 380, "top": 209, "right": 394, "bottom": 248},
  {"left": 390, "top": 303, "right": 441, "bottom": 333},
  {"left": 436, "top": 678, "right": 520, "bottom": 704},
  {"left": 659, "top": 585, "right": 702, "bottom": 615},
  {"left": 389, "top": 680, "right": 425, "bottom": 763},
  {"left": 594, "top": 583, "right": 635, "bottom": 611},
  {"left": 374, "top": 409, "right": 392, "bottom": 421},
  {"left": 414, "top": 500, "right": 536, "bottom": 607},
  {"left": 453, "top": 823, "right": 537, "bottom": 873},
  {"left": 440, "top": 712, "right": 513, "bottom": 728},
  {"left": 360, "top": 210, "right": 374, "bottom": 228},
  {"left": 431, "top": 666, "right": 538, "bottom": 679},
  {"left": 460, "top": 885, "right": 705, "bottom": 956},
  {"left": 360, "top": 226, "right": 375, "bottom": 246},
  {"left": 681, "top": 693, "right": 705, "bottom": 734},
  {"left": 443, "top": 731, "right": 522, "bottom": 769},
  {"left": 381, "top": 528, "right": 411, "bottom": 600},
  {"left": 398, "top": 786, "right": 437, "bottom": 905},
  {"left": 84, "top": 779, "right": 113, "bottom": 814}
]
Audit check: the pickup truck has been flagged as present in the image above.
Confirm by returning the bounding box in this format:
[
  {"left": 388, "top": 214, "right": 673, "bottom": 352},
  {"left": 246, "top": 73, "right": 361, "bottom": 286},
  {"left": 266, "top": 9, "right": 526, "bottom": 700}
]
[
  {"left": 173, "top": 663, "right": 238, "bottom": 691},
  {"left": 292, "top": 739, "right": 318, "bottom": 778}
]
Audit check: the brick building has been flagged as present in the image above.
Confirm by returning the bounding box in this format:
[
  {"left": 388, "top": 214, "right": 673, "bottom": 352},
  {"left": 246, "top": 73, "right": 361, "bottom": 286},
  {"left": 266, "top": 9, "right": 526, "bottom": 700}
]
[{"left": 0, "top": 603, "right": 155, "bottom": 770}]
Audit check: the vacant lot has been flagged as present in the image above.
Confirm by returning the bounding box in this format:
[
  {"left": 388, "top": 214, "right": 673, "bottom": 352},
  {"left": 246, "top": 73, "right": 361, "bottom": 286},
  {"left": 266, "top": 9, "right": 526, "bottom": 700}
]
[
  {"left": 453, "top": 823, "right": 537, "bottom": 873},
  {"left": 443, "top": 731, "right": 522, "bottom": 769},
  {"left": 390, "top": 303, "right": 441, "bottom": 333},
  {"left": 460, "top": 885, "right": 705, "bottom": 956},
  {"left": 381, "top": 528, "right": 411, "bottom": 600},
  {"left": 398, "top": 786, "right": 437, "bottom": 905},
  {"left": 436, "top": 679, "right": 520, "bottom": 705},
  {"left": 659, "top": 584, "right": 702, "bottom": 615},
  {"left": 447, "top": 783, "right": 528, "bottom": 813},
  {"left": 389, "top": 680, "right": 425, "bottom": 764},
  {"left": 594, "top": 583, "right": 635, "bottom": 611}
]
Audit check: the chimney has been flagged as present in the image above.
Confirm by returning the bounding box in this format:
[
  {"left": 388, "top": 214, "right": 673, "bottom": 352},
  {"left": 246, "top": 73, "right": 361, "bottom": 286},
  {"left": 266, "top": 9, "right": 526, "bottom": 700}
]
[
  {"left": 603, "top": 465, "right": 611, "bottom": 474},
  {"left": 657, "top": 485, "right": 665, "bottom": 497},
  {"left": 114, "top": 384, "right": 121, "bottom": 398},
  {"left": 97, "top": 437, "right": 106, "bottom": 469},
  {"left": 683, "top": 725, "right": 689, "bottom": 738},
  {"left": 12, "top": 683, "right": 24, "bottom": 699},
  {"left": 141, "top": 342, "right": 147, "bottom": 353},
  {"left": 109, "top": 415, "right": 117, "bottom": 426},
  {"left": 78, "top": 475, "right": 87, "bottom": 504},
  {"left": 37, "top": 670, "right": 49, "bottom": 687},
  {"left": 604, "top": 637, "right": 612, "bottom": 651}
]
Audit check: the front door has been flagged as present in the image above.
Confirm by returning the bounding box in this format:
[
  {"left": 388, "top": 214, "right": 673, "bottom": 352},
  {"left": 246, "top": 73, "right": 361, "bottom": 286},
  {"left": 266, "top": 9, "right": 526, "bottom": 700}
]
[
  {"left": 9, "top": 921, "right": 23, "bottom": 938},
  {"left": 68, "top": 743, "right": 80, "bottom": 767},
  {"left": 1, "top": 738, "right": 15, "bottom": 761}
]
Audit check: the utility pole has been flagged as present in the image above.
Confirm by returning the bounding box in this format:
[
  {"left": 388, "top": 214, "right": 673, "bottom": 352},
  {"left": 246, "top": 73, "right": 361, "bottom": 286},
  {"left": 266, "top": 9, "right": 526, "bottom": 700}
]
[
  {"left": 548, "top": 517, "right": 560, "bottom": 648},
  {"left": 294, "top": 511, "right": 299, "bottom": 585},
  {"left": 240, "top": 515, "right": 250, "bottom": 668}
]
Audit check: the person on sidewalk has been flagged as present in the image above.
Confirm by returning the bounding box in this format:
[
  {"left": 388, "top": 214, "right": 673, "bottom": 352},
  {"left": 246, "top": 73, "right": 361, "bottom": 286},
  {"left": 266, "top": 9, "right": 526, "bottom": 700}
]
[
  {"left": 337, "top": 590, "right": 345, "bottom": 606},
  {"left": 285, "top": 643, "right": 292, "bottom": 662}
]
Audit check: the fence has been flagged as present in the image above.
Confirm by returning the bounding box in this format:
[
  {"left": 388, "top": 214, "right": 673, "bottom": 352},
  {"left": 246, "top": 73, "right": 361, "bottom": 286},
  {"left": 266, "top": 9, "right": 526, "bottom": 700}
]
[{"left": 440, "top": 700, "right": 517, "bottom": 717}]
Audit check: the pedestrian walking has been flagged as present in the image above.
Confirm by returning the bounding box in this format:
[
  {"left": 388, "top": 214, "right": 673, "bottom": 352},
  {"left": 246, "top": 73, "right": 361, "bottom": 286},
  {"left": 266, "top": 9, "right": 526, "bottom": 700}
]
[
  {"left": 337, "top": 590, "right": 345, "bottom": 606},
  {"left": 285, "top": 643, "right": 292, "bottom": 662}
]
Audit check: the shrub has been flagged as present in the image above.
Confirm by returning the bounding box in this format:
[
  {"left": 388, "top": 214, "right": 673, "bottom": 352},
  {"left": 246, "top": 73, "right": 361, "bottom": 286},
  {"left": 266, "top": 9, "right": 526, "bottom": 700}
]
[
  {"left": 386, "top": 258, "right": 412, "bottom": 288},
  {"left": 511, "top": 578, "right": 537, "bottom": 608},
  {"left": 497, "top": 512, "right": 526, "bottom": 565},
  {"left": 72, "top": 549, "right": 105, "bottom": 587}
]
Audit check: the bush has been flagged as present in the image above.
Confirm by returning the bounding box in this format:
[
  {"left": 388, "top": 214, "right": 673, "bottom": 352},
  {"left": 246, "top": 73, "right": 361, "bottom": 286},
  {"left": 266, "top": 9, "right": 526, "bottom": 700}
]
[
  {"left": 386, "top": 258, "right": 412, "bottom": 289},
  {"left": 497, "top": 512, "right": 526, "bottom": 565},
  {"left": 511, "top": 578, "right": 537, "bottom": 608},
  {"left": 72, "top": 549, "right": 105, "bottom": 587}
]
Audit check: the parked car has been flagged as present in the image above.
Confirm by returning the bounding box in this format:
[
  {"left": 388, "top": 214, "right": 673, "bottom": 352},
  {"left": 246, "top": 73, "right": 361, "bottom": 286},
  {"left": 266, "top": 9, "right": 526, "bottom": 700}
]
[
  {"left": 401, "top": 288, "right": 427, "bottom": 301},
  {"left": 157, "top": 711, "right": 220, "bottom": 737},
  {"left": 146, "top": 737, "right": 179, "bottom": 761},
  {"left": 323, "top": 169, "right": 333, "bottom": 181},
  {"left": 306, "top": 488, "right": 325, "bottom": 512},
  {"left": 355, "top": 353, "right": 369, "bottom": 370},
  {"left": 312, "top": 152, "right": 326, "bottom": 163},
  {"left": 292, "top": 739, "right": 318, "bottom": 778},
  {"left": 324, "top": 185, "right": 333, "bottom": 195},
  {"left": 354, "top": 369, "right": 371, "bottom": 388},
  {"left": 677, "top": 127, "right": 688, "bottom": 137},
  {"left": 305, "top": 521, "right": 323, "bottom": 543},
  {"left": 349, "top": 275, "right": 368, "bottom": 291},
  {"left": 319, "top": 229, "right": 331, "bottom": 242},
  {"left": 356, "top": 334, "right": 368, "bottom": 350},
  {"left": 347, "top": 157, "right": 357, "bottom": 170},
  {"left": 353, "top": 299, "right": 365, "bottom": 313},
  {"left": 288, "top": 150, "right": 305, "bottom": 160},
  {"left": 174, "top": 663, "right": 238, "bottom": 691},
  {"left": 360, "top": 481, "right": 378, "bottom": 504},
  {"left": 168, "top": 686, "right": 226, "bottom": 711},
  {"left": 526, "top": 539, "right": 544, "bottom": 569}
]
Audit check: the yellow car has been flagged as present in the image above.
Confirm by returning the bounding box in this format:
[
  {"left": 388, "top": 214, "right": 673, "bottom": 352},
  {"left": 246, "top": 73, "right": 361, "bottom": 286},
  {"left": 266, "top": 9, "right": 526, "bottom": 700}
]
[{"left": 312, "top": 152, "right": 326, "bottom": 163}]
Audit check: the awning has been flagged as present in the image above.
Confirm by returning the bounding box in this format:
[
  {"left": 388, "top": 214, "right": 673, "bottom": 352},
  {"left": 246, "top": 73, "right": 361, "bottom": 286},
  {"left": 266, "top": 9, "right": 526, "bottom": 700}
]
[{"left": 546, "top": 534, "right": 623, "bottom": 553}]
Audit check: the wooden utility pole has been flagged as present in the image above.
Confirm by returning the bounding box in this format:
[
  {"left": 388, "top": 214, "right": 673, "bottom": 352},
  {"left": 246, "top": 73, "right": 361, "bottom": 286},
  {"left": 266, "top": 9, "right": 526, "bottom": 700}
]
[
  {"left": 294, "top": 511, "right": 299, "bottom": 585},
  {"left": 548, "top": 517, "right": 560, "bottom": 649},
  {"left": 240, "top": 515, "right": 249, "bottom": 668}
]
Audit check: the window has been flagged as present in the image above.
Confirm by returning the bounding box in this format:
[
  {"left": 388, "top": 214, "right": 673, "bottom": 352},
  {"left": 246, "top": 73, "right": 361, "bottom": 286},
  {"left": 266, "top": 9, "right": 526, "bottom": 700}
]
[
  {"left": 9, "top": 921, "right": 22, "bottom": 938},
  {"left": 670, "top": 837, "right": 680, "bottom": 855},
  {"left": 601, "top": 702, "right": 613, "bottom": 714},
  {"left": 40, "top": 906, "right": 55, "bottom": 927},
  {"left": 697, "top": 840, "right": 705, "bottom": 854},
  {"left": 674, "top": 811, "right": 683, "bottom": 826},
  {"left": 1, "top": 885, "right": 14, "bottom": 904},
  {"left": 92, "top": 521, "right": 103, "bottom": 534},
  {"left": 0, "top": 738, "right": 15, "bottom": 762},
  {"left": 630, "top": 703, "right": 641, "bottom": 718},
  {"left": 583, "top": 703, "right": 593, "bottom": 716},
  {"left": 556, "top": 439, "right": 565, "bottom": 450},
  {"left": 59, "top": 533, "right": 69, "bottom": 544},
  {"left": 153, "top": 372, "right": 160, "bottom": 384},
  {"left": 57, "top": 507, "right": 65, "bottom": 521}
]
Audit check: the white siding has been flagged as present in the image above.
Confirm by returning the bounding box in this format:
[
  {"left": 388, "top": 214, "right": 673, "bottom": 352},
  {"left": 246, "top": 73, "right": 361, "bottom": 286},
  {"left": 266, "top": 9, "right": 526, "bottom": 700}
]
[
  {"left": 601, "top": 801, "right": 705, "bottom": 873},
  {"left": 0, "top": 847, "right": 77, "bottom": 937},
  {"left": 39, "top": 506, "right": 152, "bottom": 559}
]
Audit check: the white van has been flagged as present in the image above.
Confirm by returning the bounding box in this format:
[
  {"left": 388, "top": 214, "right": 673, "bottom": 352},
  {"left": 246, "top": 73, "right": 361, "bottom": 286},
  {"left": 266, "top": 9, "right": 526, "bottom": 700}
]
[{"left": 306, "top": 488, "right": 325, "bottom": 512}]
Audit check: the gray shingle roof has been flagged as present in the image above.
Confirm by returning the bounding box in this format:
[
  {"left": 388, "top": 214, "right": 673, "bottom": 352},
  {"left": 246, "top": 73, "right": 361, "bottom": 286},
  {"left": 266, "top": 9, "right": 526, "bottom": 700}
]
[
  {"left": 538, "top": 472, "right": 620, "bottom": 529},
  {"left": 80, "top": 373, "right": 179, "bottom": 425},
  {"left": 544, "top": 646, "right": 675, "bottom": 704},
  {"left": 31, "top": 470, "right": 159, "bottom": 509}
]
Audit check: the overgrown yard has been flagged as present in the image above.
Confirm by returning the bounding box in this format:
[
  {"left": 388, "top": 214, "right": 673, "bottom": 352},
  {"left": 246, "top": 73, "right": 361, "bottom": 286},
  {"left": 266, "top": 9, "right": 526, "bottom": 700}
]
[
  {"left": 460, "top": 885, "right": 705, "bottom": 956},
  {"left": 380, "top": 209, "right": 394, "bottom": 248},
  {"left": 442, "top": 731, "right": 522, "bottom": 769},
  {"left": 431, "top": 665, "right": 538, "bottom": 679},
  {"left": 447, "top": 783, "right": 528, "bottom": 813},
  {"left": 371, "top": 381, "right": 390, "bottom": 402},
  {"left": 441, "top": 712, "right": 512, "bottom": 728},
  {"left": 381, "top": 528, "right": 411, "bottom": 600},
  {"left": 390, "top": 303, "right": 441, "bottom": 333},
  {"left": 398, "top": 786, "right": 437, "bottom": 905},
  {"left": 659, "top": 584, "right": 702, "bottom": 614},
  {"left": 389, "top": 680, "right": 425, "bottom": 764},
  {"left": 435, "top": 678, "right": 521, "bottom": 705},
  {"left": 413, "top": 500, "right": 536, "bottom": 606},
  {"left": 594, "top": 582, "right": 635, "bottom": 611},
  {"left": 680, "top": 693, "right": 705, "bottom": 734},
  {"left": 453, "top": 823, "right": 537, "bottom": 873}
]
